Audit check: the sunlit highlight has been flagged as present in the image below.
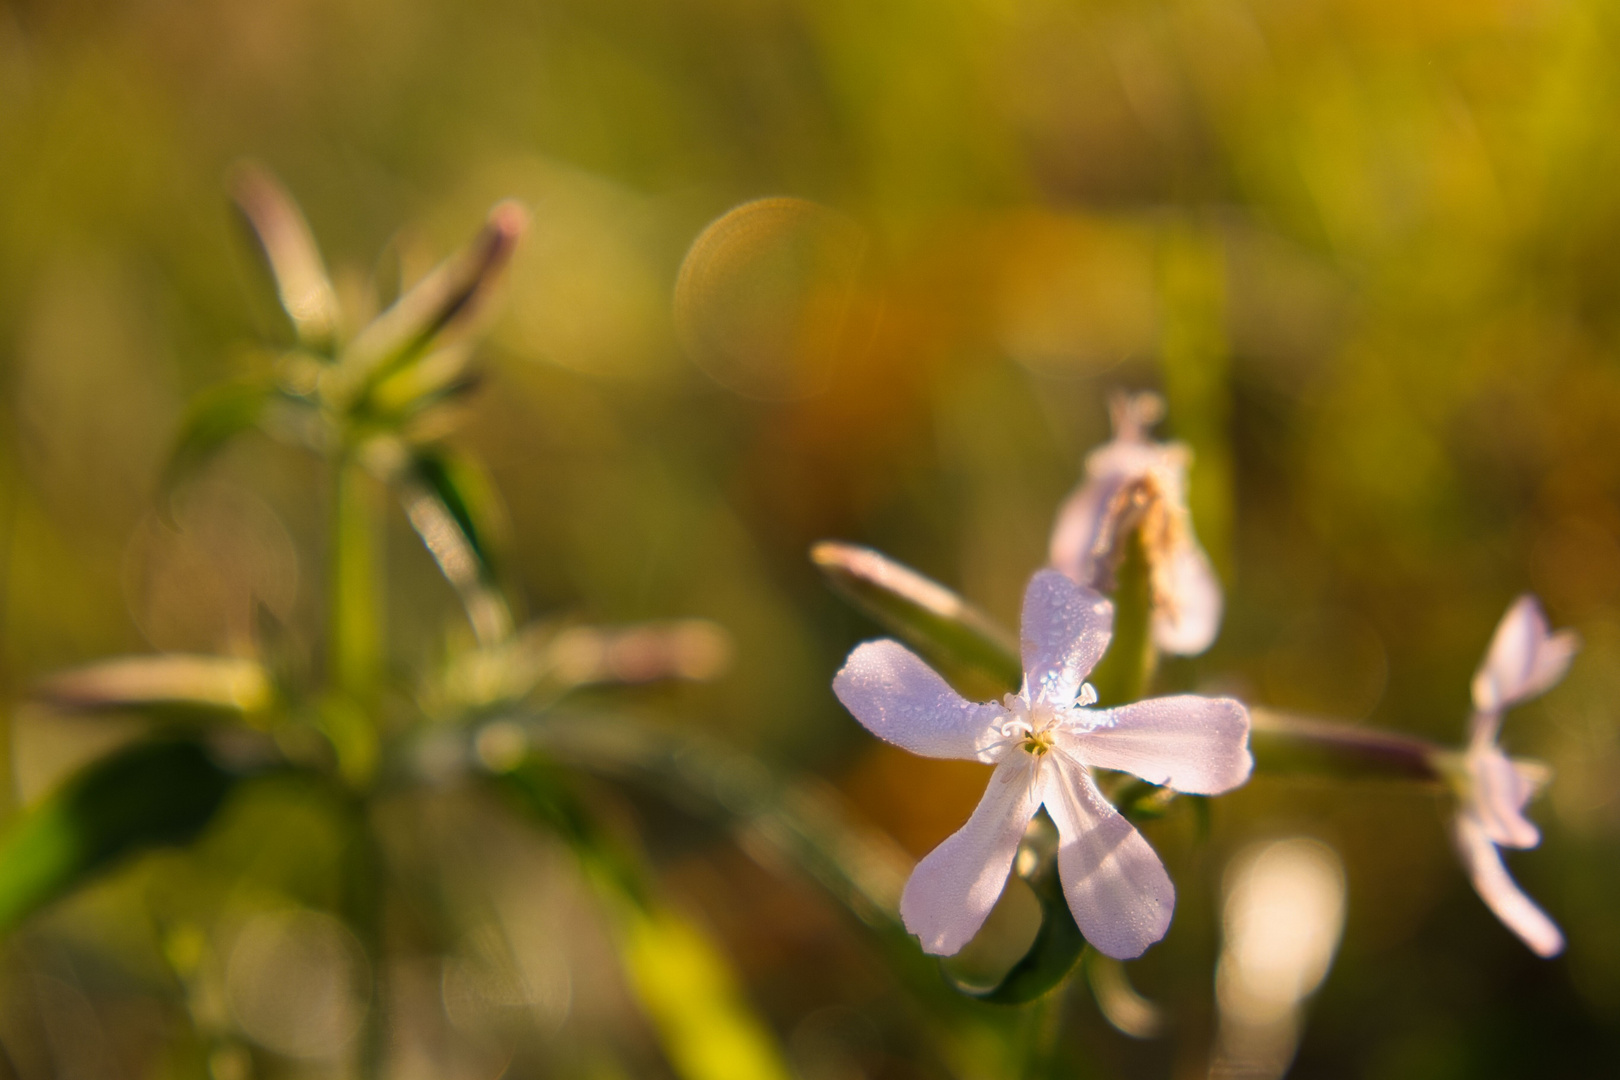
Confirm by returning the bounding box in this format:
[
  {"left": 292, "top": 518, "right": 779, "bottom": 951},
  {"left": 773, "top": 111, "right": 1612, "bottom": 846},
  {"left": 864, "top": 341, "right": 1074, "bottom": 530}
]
[{"left": 1211, "top": 838, "right": 1346, "bottom": 1079}]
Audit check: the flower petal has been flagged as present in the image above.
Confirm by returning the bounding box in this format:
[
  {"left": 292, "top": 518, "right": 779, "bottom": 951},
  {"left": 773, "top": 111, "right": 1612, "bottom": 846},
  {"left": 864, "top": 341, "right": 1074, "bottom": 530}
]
[
  {"left": 1466, "top": 741, "right": 1541, "bottom": 849},
  {"left": 900, "top": 758, "right": 1042, "bottom": 955},
  {"left": 1453, "top": 814, "right": 1564, "bottom": 958},
  {"left": 833, "top": 639, "right": 1005, "bottom": 762},
  {"left": 1471, "top": 595, "right": 1580, "bottom": 714},
  {"left": 1020, "top": 570, "right": 1113, "bottom": 708},
  {"left": 1043, "top": 762, "right": 1174, "bottom": 960},
  {"left": 1067, "top": 696, "right": 1252, "bottom": 795},
  {"left": 1150, "top": 542, "right": 1222, "bottom": 656},
  {"left": 1048, "top": 475, "right": 1115, "bottom": 589}
]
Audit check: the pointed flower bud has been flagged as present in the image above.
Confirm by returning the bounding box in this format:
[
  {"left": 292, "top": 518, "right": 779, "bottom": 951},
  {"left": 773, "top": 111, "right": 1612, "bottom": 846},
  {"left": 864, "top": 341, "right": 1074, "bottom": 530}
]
[{"left": 1049, "top": 391, "right": 1222, "bottom": 655}]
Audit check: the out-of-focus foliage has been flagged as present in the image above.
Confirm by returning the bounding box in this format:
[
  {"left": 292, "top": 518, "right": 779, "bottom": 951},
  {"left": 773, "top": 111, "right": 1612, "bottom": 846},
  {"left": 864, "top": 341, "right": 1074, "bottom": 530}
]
[
  {"left": 2, "top": 0, "right": 1620, "bottom": 1077},
  {"left": 0, "top": 739, "right": 239, "bottom": 933}
]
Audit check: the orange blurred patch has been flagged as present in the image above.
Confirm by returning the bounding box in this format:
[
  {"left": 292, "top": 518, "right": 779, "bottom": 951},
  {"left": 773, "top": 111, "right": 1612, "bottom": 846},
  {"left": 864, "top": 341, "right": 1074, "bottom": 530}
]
[{"left": 840, "top": 742, "right": 993, "bottom": 860}]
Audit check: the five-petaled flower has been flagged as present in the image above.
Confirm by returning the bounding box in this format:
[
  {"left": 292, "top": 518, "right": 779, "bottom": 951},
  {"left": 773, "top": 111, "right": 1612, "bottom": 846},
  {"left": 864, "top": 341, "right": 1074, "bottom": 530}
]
[
  {"left": 834, "top": 569, "right": 1252, "bottom": 960},
  {"left": 1049, "top": 391, "right": 1222, "bottom": 656},
  {"left": 1450, "top": 594, "right": 1577, "bottom": 958}
]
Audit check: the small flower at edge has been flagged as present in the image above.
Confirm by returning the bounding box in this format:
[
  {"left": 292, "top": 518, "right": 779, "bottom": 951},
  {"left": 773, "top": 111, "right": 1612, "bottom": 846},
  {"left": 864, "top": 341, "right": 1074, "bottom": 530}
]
[
  {"left": 1447, "top": 594, "right": 1577, "bottom": 958},
  {"left": 833, "top": 569, "right": 1253, "bottom": 960},
  {"left": 1049, "top": 391, "right": 1222, "bottom": 656}
]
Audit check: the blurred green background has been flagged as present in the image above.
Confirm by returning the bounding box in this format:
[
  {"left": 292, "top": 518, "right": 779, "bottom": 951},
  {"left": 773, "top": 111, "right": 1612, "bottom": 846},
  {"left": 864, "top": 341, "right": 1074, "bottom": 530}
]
[{"left": 3, "top": 0, "right": 1620, "bottom": 1077}]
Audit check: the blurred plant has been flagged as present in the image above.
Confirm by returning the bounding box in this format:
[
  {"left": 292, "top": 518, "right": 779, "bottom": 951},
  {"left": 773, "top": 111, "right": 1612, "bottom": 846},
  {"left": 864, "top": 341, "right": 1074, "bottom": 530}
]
[
  {"left": 0, "top": 167, "right": 926, "bottom": 1080},
  {"left": 0, "top": 164, "right": 1586, "bottom": 1078}
]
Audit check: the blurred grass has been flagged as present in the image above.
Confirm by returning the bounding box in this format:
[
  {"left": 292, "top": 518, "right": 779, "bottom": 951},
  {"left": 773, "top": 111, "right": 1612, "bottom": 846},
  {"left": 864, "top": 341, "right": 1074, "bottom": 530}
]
[{"left": 3, "top": 0, "right": 1620, "bottom": 1076}]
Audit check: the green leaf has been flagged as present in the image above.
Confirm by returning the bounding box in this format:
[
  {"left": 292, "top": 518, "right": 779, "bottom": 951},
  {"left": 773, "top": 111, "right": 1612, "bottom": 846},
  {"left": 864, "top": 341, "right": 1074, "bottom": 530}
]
[
  {"left": 0, "top": 740, "right": 239, "bottom": 933},
  {"left": 811, "top": 541, "right": 1021, "bottom": 698},
  {"left": 159, "top": 379, "right": 274, "bottom": 501},
  {"left": 335, "top": 201, "right": 528, "bottom": 409},
  {"left": 407, "top": 450, "right": 499, "bottom": 578},
  {"left": 438, "top": 619, "right": 733, "bottom": 713},
  {"left": 34, "top": 654, "right": 273, "bottom": 722},
  {"left": 399, "top": 449, "right": 512, "bottom": 646},
  {"left": 230, "top": 164, "right": 343, "bottom": 353},
  {"left": 365, "top": 343, "right": 480, "bottom": 424}
]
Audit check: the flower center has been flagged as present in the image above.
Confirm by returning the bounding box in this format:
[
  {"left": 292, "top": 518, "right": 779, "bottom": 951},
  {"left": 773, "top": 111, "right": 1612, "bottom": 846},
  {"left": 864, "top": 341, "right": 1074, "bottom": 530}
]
[
  {"left": 1021, "top": 728, "right": 1056, "bottom": 756},
  {"left": 999, "top": 691, "right": 1088, "bottom": 759}
]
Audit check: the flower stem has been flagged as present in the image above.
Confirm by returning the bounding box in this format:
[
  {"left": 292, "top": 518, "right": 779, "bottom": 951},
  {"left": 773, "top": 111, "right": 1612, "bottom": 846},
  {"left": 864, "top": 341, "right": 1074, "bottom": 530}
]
[
  {"left": 324, "top": 455, "right": 382, "bottom": 786},
  {"left": 1090, "top": 531, "right": 1157, "bottom": 707},
  {"left": 343, "top": 798, "right": 388, "bottom": 1080},
  {"left": 1020, "top": 988, "right": 1065, "bottom": 1078},
  {"left": 330, "top": 455, "right": 382, "bottom": 702},
  {"left": 1248, "top": 708, "right": 1445, "bottom": 783}
]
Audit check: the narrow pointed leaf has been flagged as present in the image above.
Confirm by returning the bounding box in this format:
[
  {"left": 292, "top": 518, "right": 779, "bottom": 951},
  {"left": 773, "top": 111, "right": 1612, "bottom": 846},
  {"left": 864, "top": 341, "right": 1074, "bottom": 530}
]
[
  {"left": 0, "top": 740, "right": 239, "bottom": 933},
  {"left": 408, "top": 450, "right": 499, "bottom": 578},
  {"left": 400, "top": 449, "right": 512, "bottom": 645},
  {"left": 338, "top": 201, "right": 527, "bottom": 404},
  {"left": 230, "top": 163, "right": 343, "bottom": 352},
  {"left": 35, "top": 655, "right": 272, "bottom": 720},
  {"left": 811, "top": 541, "right": 1021, "bottom": 697},
  {"left": 367, "top": 343, "right": 480, "bottom": 422}
]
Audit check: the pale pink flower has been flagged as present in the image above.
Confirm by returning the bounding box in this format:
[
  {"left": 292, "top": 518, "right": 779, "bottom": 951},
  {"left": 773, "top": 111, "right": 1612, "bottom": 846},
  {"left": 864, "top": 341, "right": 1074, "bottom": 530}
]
[
  {"left": 1451, "top": 595, "right": 1577, "bottom": 958},
  {"left": 833, "top": 569, "right": 1252, "bottom": 960},
  {"left": 1049, "top": 392, "right": 1221, "bottom": 656}
]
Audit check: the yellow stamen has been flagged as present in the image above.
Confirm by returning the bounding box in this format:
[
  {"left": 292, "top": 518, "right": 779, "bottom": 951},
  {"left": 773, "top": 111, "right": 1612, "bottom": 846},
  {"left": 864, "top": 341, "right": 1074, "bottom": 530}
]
[{"left": 1023, "top": 730, "right": 1055, "bottom": 756}]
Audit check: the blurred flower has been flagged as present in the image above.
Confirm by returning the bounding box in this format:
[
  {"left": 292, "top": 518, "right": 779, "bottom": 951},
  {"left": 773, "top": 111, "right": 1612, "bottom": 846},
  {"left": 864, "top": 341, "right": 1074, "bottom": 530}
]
[
  {"left": 1049, "top": 391, "right": 1222, "bottom": 655},
  {"left": 1448, "top": 595, "right": 1577, "bottom": 958},
  {"left": 833, "top": 569, "right": 1252, "bottom": 959}
]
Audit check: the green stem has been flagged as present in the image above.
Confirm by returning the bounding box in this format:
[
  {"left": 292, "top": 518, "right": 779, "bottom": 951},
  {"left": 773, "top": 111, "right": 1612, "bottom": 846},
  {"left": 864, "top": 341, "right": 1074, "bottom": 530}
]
[
  {"left": 1021, "top": 989, "right": 1063, "bottom": 1078},
  {"left": 1249, "top": 708, "right": 1446, "bottom": 783},
  {"left": 344, "top": 800, "right": 388, "bottom": 1080},
  {"left": 322, "top": 456, "right": 382, "bottom": 786},
  {"left": 330, "top": 456, "right": 382, "bottom": 700},
  {"left": 1089, "top": 531, "right": 1157, "bottom": 707}
]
